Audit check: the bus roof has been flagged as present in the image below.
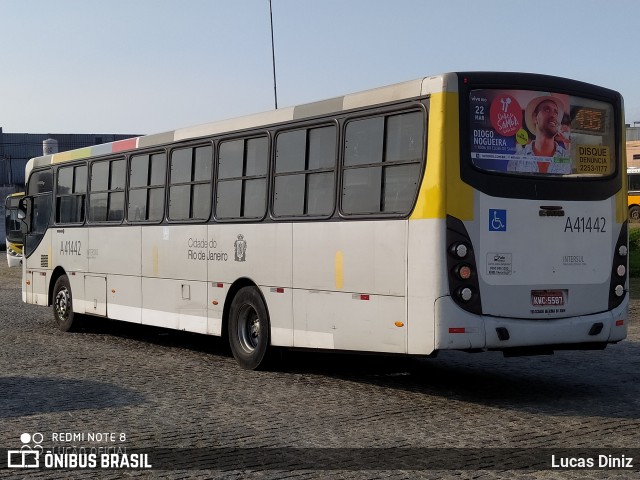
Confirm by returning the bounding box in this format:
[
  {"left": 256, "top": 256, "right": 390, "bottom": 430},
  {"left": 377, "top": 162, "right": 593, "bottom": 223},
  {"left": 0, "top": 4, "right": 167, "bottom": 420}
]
[
  {"left": 25, "top": 70, "right": 618, "bottom": 174},
  {"left": 27, "top": 74, "right": 458, "bottom": 171}
]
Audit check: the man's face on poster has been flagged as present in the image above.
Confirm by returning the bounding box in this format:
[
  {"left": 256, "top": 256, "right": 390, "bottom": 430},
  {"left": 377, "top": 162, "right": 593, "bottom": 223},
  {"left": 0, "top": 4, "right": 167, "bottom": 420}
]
[{"left": 533, "top": 99, "right": 560, "bottom": 138}]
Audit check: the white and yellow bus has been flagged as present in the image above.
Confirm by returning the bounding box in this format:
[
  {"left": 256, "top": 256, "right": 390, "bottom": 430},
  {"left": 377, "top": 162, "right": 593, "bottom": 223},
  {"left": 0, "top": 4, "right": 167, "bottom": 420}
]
[
  {"left": 18, "top": 72, "right": 628, "bottom": 369},
  {"left": 627, "top": 167, "right": 640, "bottom": 221},
  {"left": 5, "top": 192, "right": 24, "bottom": 267}
]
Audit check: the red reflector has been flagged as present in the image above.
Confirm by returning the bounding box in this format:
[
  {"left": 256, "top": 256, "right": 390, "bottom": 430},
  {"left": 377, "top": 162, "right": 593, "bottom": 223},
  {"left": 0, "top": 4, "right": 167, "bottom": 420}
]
[
  {"left": 616, "top": 320, "right": 624, "bottom": 326},
  {"left": 276, "top": 288, "right": 284, "bottom": 294},
  {"left": 360, "top": 294, "right": 369, "bottom": 301},
  {"left": 216, "top": 283, "right": 223, "bottom": 288},
  {"left": 449, "top": 328, "right": 465, "bottom": 334},
  {"left": 458, "top": 266, "right": 472, "bottom": 280}
]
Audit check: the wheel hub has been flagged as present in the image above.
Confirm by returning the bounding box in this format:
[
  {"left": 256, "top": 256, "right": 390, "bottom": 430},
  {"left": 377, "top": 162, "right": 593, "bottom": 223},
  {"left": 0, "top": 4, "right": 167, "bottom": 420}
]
[
  {"left": 55, "top": 288, "right": 69, "bottom": 319},
  {"left": 238, "top": 305, "right": 260, "bottom": 352}
]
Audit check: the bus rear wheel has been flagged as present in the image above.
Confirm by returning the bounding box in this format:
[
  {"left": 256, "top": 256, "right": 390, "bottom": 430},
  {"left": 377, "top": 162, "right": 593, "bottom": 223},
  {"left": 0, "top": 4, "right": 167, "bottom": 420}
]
[
  {"left": 630, "top": 206, "right": 640, "bottom": 223},
  {"left": 52, "top": 274, "right": 78, "bottom": 332},
  {"left": 228, "top": 287, "right": 270, "bottom": 370}
]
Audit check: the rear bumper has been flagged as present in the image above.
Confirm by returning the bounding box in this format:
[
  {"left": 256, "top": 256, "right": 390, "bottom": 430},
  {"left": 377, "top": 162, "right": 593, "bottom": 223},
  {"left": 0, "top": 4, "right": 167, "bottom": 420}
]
[{"left": 434, "top": 294, "right": 628, "bottom": 351}]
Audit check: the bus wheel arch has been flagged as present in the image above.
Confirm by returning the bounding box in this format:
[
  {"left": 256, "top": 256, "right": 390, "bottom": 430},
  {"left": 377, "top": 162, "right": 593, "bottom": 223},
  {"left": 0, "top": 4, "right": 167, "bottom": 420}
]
[
  {"left": 224, "top": 279, "right": 271, "bottom": 370},
  {"left": 49, "top": 267, "right": 68, "bottom": 307}
]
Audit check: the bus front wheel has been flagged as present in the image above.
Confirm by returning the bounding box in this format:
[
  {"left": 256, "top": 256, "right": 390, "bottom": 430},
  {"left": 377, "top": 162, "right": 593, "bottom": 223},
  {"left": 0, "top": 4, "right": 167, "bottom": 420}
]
[
  {"left": 52, "top": 274, "right": 78, "bottom": 332},
  {"left": 630, "top": 206, "right": 640, "bottom": 223},
  {"left": 228, "top": 286, "right": 270, "bottom": 370}
]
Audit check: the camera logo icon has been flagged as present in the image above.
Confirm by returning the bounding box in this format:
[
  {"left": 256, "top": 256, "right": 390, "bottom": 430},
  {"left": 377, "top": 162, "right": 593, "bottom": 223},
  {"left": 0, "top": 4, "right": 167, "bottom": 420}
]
[{"left": 7, "top": 433, "right": 43, "bottom": 468}]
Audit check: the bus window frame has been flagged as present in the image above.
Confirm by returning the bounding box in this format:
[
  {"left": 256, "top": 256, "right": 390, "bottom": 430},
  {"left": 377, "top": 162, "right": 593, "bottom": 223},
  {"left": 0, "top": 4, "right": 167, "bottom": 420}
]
[
  {"left": 337, "top": 104, "right": 428, "bottom": 219},
  {"left": 54, "top": 162, "right": 87, "bottom": 226},
  {"left": 213, "top": 131, "right": 271, "bottom": 224},
  {"left": 627, "top": 170, "right": 640, "bottom": 193},
  {"left": 87, "top": 156, "right": 127, "bottom": 225},
  {"left": 166, "top": 140, "right": 214, "bottom": 224},
  {"left": 270, "top": 120, "right": 339, "bottom": 221},
  {"left": 126, "top": 149, "right": 168, "bottom": 225}
]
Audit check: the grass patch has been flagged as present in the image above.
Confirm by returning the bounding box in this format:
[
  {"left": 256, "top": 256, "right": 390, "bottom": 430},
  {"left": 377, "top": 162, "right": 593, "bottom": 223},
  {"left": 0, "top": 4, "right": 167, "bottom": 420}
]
[
  {"left": 630, "top": 224, "right": 640, "bottom": 278},
  {"left": 630, "top": 278, "right": 640, "bottom": 300}
]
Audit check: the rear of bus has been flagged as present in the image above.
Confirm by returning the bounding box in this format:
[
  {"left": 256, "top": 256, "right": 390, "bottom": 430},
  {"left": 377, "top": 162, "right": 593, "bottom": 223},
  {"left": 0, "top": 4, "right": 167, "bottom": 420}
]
[{"left": 440, "top": 72, "right": 627, "bottom": 355}]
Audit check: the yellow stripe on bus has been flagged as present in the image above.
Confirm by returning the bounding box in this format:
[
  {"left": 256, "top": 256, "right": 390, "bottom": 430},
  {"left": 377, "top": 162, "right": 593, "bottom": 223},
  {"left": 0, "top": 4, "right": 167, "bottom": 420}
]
[
  {"left": 335, "top": 250, "right": 344, "bottom": 290},
  {"left": 52, "top": 147, "right": 92, "bottom": 163},
  {"left": 410, "top": 92, "right": 474, "bottom": 221},
  {"left": 619, "top": 120, "right": 629, "bottom": 224}
]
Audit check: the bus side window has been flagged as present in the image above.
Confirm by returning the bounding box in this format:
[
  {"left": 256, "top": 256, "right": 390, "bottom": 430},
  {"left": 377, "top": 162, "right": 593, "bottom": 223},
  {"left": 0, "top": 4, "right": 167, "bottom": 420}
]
[
  {"left": 216, "top": 137, "right": 268, "bottom": 220},
  {"left": 128, "top": 152, "right": 167, "bottom": 223},
  {"left": 56, "top": 164, "right": 87, "bottom": 224},
  {"left": 342, "top": 111, "right": 424, "bottom": 215},
  {"left": 168, "top": 145, "right": 213, "bottom": 221},
  {"left": 89, "top": 159, "right": 125, "bottom": 223},
  {"left": 273, "top": 125, "right": 336, "bottom": 217},
  {"left": 628, "top": 173, "right": 640, "bottom": 192}
]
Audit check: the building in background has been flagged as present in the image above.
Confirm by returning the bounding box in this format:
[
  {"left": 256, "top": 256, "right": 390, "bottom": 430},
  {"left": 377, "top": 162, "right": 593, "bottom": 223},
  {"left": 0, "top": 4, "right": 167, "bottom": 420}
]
[
  {"left": 0, "top": 127, "right": 139, "bottom": 248},
  {"left": 627, "top": 125, "right": 640, "bottom": 169}
]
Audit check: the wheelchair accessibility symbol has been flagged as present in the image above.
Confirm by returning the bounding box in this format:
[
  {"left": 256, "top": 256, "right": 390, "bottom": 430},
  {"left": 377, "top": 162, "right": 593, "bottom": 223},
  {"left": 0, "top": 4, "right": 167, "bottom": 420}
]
[{"left": 489, "top": 209, "right": 507, "bottom": 231}]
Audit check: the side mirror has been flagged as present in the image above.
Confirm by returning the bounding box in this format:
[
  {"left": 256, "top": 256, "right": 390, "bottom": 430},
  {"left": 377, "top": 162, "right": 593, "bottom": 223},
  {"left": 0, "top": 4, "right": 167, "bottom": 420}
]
[{"left": 18, "top": 196, "right": 30, "bottom": 234}]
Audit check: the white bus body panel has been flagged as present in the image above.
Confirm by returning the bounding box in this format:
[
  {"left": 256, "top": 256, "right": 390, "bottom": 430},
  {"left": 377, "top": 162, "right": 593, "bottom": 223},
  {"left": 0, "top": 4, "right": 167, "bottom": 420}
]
[
  {"left": 407, "top": 219, "right": 446, "bottom": 355},
  {"left": 474, "top": 192, "right": 616, "bottom": 319},
  {"left": 23, "top": 230, "right": 53, "bottom": 307},
  {"left": 30, "top": 270, "right": 49, "bottom": 306},
  {"left": 87, "top": 227, "right": 142, "bottom": 322},
  {"left": 84, "top": 275, "right": 106, "bottom": 316},
  {"left": 291, "top": 221, "right": 408, "bottom": 353},
  {"left": 106, "top": 274, "right": 142, "bottom": 324},
  {"left": 141, "top": 225, "right": 208, "bottom": 332},
  {"left": 435, "top": 295, "right": 627, "bottom": 349},
  {"left": 208, "top": 223, "right": 294, "bottom": 346}
]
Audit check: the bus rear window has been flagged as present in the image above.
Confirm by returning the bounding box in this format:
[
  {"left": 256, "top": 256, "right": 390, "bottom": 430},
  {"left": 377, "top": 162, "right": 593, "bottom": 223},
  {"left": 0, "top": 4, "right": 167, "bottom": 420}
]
[{"left": 468, "top": 89, "right": 615, "bottom": 177}]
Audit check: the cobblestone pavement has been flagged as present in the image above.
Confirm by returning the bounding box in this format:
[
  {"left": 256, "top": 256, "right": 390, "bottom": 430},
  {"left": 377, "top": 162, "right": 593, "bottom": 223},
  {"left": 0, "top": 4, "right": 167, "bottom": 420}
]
[{"left": 0, "top": 261, "right": 639, "bottom": 479}]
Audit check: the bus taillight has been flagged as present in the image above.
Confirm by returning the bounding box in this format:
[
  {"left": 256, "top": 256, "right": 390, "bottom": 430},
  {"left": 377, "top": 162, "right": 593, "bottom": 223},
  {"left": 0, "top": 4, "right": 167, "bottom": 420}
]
[
  {"left": 450, "top": 242, "right": 469, "bottom": 259},
  {"left": 609, "top": 222, "right": 628, "bottom": 309},
  {"left": 446, "top": 216, "right": 482, "bottom": 314},
  {"left": 456, "top": 265, "right": 472, "bottom": 281}
]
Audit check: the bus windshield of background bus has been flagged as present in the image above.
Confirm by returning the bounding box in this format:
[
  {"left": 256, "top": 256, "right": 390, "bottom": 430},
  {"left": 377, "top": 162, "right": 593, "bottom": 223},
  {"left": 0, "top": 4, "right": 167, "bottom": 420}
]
[
  {"left": 5, "top": 197, "right": 23, "bottom": 243},
  {"left": 469, "top": 89, "right": 615, "bottom": 177}
]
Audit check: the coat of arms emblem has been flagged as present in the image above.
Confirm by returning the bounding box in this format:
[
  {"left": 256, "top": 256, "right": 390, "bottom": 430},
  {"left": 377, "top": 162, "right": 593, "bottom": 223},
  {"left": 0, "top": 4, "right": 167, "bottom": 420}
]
[{"left": 234, "top": 234, "right": 247, "bottom": 262}]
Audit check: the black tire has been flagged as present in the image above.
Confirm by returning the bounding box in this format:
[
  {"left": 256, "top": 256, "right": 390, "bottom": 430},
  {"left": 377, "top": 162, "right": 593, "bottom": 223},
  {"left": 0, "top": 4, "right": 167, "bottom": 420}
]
[
  {"left": 630, "top": 206, "right": 640, "bottom": 223},
  {"left": 52, "top": 275, "right": 78, "bottom": 332},
  {"left": 228, "top": 286, "right": 270, "bottom": 370}
]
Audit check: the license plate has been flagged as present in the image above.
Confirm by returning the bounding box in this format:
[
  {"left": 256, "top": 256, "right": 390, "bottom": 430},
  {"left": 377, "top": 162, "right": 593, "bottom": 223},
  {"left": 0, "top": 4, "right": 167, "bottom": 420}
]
[{"left": 531, "top": 290, "right": 565, "bottom": 306}]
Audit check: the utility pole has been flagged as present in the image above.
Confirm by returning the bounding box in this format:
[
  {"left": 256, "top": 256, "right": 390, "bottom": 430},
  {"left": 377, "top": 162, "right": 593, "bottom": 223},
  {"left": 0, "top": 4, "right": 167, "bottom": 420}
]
[{"left": 269, "top": 0, "right": 278, "bottom": 109}]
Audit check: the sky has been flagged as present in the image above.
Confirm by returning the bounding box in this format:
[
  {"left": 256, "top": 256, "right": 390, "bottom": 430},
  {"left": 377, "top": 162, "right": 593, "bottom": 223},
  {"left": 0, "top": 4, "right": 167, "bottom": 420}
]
[{"left": 1, "top": 0, "right": 640, "bottom": 135}]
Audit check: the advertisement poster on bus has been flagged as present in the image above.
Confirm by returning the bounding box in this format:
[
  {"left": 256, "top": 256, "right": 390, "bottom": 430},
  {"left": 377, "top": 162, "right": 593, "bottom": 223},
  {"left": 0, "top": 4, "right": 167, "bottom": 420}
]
[{"left": 469, "top": 89, "right": 613, "bottom": 176}]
